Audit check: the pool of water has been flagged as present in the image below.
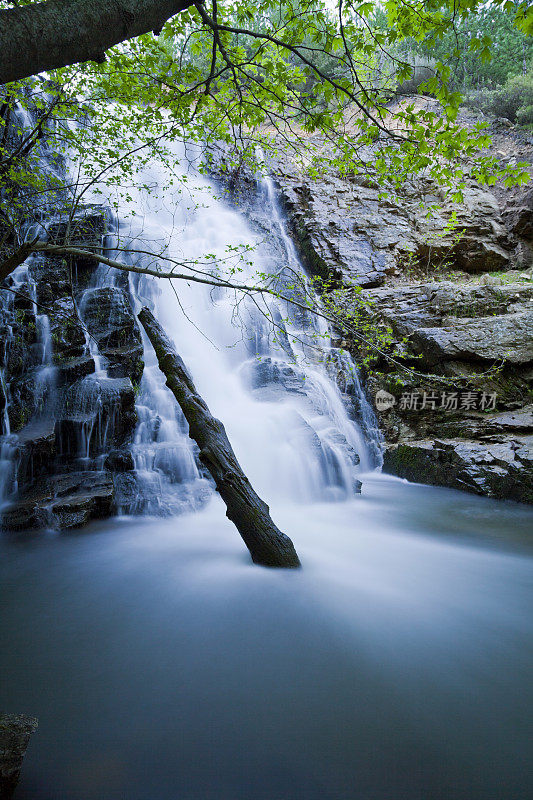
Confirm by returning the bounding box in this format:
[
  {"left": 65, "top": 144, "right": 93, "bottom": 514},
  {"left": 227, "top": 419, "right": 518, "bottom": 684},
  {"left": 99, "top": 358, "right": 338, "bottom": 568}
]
[{"left": 1, "top": 475, "right": 532, "bottom": 800}]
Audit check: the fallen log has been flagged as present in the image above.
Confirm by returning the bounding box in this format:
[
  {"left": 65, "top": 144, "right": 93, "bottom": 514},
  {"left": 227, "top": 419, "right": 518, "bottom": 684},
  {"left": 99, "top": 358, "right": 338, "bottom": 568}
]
[{"left": 138, "top": 307, "right": 301, "bottom": 568}]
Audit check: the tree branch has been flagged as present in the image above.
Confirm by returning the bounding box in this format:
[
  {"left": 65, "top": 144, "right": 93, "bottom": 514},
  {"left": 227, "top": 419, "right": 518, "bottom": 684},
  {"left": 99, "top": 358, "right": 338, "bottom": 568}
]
[{"left": 0, "top": 0, "right": 201, "bottom": 84}]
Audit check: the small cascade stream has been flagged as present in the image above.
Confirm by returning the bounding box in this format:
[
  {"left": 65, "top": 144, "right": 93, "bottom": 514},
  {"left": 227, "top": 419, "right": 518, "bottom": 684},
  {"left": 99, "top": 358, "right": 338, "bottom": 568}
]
[{"left": 0, "top": 99, "right": 139, "bottom": 518}]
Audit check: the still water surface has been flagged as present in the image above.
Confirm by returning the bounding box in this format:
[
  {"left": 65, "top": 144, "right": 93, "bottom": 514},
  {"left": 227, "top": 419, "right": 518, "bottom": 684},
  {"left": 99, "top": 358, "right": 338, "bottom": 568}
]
[{"left": 1, "top": 475, "right": 532, "bottom": 800}]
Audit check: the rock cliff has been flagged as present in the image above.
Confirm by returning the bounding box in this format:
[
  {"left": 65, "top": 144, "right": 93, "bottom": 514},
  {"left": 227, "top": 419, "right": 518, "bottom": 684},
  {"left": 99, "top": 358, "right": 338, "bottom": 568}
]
[
  {"left": 0, "top": 208, "right": 143, "bottom": 530},
  {"left": 269, "top": 107, "right": 533, "bottom": 503}
]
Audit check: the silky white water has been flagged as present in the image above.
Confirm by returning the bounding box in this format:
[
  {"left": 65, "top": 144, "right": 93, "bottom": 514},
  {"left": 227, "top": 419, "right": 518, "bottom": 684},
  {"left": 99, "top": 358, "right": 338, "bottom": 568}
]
[
  {"left": 1, "top": 122, "right": 533, "bottom": 800},
  {"left": 100, "top": 140, "right": 380, "bottom": 513},
  {"left": 1, "top": 476, "right": 532, "bottom": 800}
]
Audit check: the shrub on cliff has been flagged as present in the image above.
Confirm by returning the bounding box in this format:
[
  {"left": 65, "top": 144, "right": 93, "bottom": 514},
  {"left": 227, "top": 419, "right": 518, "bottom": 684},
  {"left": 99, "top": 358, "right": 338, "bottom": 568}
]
[{"left": 465, "top": 70, "right": 533, "bottom": 125}]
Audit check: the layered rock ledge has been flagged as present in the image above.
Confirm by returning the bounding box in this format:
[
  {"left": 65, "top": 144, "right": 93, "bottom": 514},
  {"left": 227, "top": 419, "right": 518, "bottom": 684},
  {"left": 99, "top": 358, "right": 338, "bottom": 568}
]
[{"left": 267, "top": 107, "right": 533, "bottom": 503}]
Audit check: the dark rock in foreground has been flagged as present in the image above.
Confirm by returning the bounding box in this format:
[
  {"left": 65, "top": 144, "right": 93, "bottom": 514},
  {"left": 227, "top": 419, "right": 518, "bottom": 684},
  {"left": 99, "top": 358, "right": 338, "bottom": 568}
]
[
  {"left": 2, "top": 471, "right": 115, "bottom": 530},
  {"left": 0, "top": 714, "right": 38, "bottom": 799}
]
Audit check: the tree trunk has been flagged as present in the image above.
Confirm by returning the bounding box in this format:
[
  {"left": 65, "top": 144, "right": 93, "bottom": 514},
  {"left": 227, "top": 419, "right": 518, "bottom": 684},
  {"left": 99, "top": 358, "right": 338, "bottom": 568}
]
[
  {"left": 0, "top": 0, "right": 198, "bottom": 85},
  {"left": 138, "top": 307, "right": 301, "bottom": 568}
]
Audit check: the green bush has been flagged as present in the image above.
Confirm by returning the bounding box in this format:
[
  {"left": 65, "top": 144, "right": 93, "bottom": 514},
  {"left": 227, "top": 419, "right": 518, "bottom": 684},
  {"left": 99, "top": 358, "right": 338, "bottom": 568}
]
[
  {"left": 516, "top": 104, "right": 533, "bottom": 126},
  {"left": 492, "top": 73, "right": 533, "bottom": 122},
  {"left": 464, "top": 87, "right": 499, "bottom": 115},
  {"left": 464, "top": 71, "right": 533, "bottom": 126}
]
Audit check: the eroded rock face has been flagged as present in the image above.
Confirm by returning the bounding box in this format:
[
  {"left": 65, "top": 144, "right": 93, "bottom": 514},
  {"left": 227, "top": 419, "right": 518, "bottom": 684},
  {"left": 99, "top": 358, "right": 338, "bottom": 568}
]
[
  {"left": 411, "top": 311, "right": 533, "bottom": 366},
  {"left": 276, "top": 163, "right": 516, "bottom": 289},
  {"left": 357, "top": 281, "right": 533, "bottom": 502},
  {"left": 0, "top": 206, "right": 143, "bottom": 531},
  {"left": 267, "top": 111, "right": 533, "bottom": 504},
  {"left": 503, "top": 186, "right": 533, "bottom": 241}
]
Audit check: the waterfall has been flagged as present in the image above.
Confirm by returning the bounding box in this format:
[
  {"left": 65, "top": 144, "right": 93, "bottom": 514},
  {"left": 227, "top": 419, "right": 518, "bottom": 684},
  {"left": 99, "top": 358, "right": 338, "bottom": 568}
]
[
  {"left": 0, "top": 102, "right": 382, "bottom": 523},
  {"left": 112, "top": 140, "right": 381, "bottom": 511}
]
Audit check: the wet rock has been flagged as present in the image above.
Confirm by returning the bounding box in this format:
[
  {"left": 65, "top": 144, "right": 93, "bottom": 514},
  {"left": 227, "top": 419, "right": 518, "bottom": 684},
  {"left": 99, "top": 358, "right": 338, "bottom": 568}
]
[
  {"left": 48, "top": 471, "right": 114, "bottom": 529},
  {"left": 7, "top": 371, "right": 51, "bottom": 432},
  {"left": 49, "top": 298, "right": 86, "bottom": 360},
  {"left": 47, "top": 206, "right": 110, "bottom": 259},
  {"left": 411, "top": 310, "right": 533, "bottom": 366},
  {"left": 244, "top": 357, "right": 307, "bottom": 396},
  {"left": 103, "top": 343, "right": 144, "bottom": 385},
  {"left": 104, "top": 449, "right": 135, "bottom": 472},
  {"left": 2, "top": 471, "right": 115, "bottom": 531},
  {"left": 55, "top": 354, "right": 95, "bottom": 386},
  {"left": 0, "top": 199, "right": 142, "bottom": 531},
  {"left": 15, "top": 419, "right": 57, "bottom": 485},
  {"left": 45, "top": 206, "right": 115, "bottom": 291},
  {"left": 80, "top": 287, "right": 143, "bottom": 382},
  {"left": 56, "top": 376, "right": 137, "bottom": 458},
  {"left": 1, "top": 497, "right": 49, "bottom": 531},
  {"left": 5, "top": 311, "right": 40, "bottom": 377},
  {"left": 0, "top": 713, "right": 38, "bottom": 799},
  {"left": 383, "top": 436, "right": 533, "bottom": 504},
  {"left": 29, "top": 255, "right": 71, "bottom": 304}
]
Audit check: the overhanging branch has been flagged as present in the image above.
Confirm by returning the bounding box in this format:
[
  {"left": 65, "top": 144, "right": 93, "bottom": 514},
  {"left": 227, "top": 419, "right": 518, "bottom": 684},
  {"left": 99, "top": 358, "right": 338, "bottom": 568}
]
[{"left": 0, "top": 0, "right": 201, "bottom": 84}]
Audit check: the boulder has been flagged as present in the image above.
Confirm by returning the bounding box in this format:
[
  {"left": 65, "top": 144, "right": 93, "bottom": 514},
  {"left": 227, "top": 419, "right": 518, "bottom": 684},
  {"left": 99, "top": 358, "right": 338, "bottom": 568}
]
[
  {"left": 383, "top": 435, "right": 533, "bottom": 505},
  {"left": 0, "top": 714, "right": 38, "bottom": 799},
  {"left": 503, "top": 187, "right": 533, "bottom": 241},
  {"left": 104, "top": 448, "right": 135, "bottom": 472},
  {"left": 1, "top": 471, "right": 115, "bottom": 531},
  {"left": 244, "top": 357, "right": 307, "bottom": 396},
  {"left": 411, "top": 310, "right": 533, "bottom": 366}
]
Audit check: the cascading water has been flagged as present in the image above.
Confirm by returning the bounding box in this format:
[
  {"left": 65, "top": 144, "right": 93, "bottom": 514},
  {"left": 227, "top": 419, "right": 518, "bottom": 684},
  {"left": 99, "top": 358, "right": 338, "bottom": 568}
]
[
  {"left": 0, "top": 97, "right": 139, "bottom": 520},
  {"left": 2, "top": 99, "right": 533, "bottom": 800},
  {"left": 0, "top": 93, "right": 382, "bottom": 527},
  {"left": 104, "top": 139, "right": 381, "bottom": 512},
  {"left": 0, "top": 93, "right": 382, "bottom": 521}
]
